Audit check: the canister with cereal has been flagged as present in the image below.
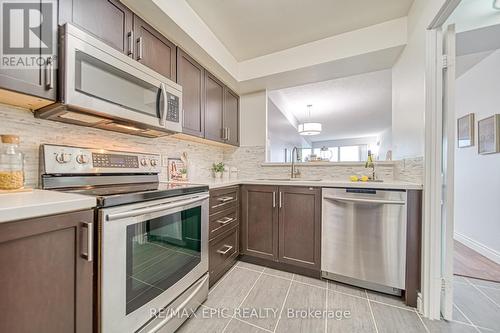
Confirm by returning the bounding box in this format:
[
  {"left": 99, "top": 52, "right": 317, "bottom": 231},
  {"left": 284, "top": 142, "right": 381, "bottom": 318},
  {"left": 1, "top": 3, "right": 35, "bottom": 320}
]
[{"left": 0, "top": 135, "right": 25, "bottom": 190}]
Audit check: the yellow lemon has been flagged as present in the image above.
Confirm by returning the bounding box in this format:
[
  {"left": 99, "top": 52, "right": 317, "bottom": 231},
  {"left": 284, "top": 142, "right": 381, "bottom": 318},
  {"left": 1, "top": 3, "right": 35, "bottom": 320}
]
[
  {"left": 350, "top": 175, "right": 359, "bottom": 182},
  {"left": 361, "top": 175, "right": 369, "bottom": 182}
]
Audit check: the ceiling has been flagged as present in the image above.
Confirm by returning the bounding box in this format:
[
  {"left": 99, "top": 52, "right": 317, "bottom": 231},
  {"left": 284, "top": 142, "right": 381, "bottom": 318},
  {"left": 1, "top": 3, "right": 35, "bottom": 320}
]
[
  {"left": 185, "top": 0, "right": 414, "bottom": 61},
  {"left": 268, "top": 69, "right": 392, "bottom": 142},
  {"left": 448, "top": 0, "right": 500, "bottom": 33},
  {"left": 456, "top": 23, "right": 500, "bottom": 78}
]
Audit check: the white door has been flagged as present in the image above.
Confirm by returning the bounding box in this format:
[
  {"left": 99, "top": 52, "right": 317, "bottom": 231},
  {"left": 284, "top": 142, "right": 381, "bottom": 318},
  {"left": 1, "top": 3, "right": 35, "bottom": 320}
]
[{"left": 440, "top": 24, "right": 456, "bottom": 321}]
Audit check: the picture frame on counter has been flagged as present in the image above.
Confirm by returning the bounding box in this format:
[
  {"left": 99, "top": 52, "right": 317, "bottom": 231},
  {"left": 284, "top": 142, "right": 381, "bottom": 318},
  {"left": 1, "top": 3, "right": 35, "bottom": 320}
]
[
  {"left": 167, "top": 158, "right": 188, "bottom": 181},
  {"left": 457, "top": 113, "right": 474, "bottom": 148},
  {"left": 478, "top": 114, "right": 500, "bottom": 155}
]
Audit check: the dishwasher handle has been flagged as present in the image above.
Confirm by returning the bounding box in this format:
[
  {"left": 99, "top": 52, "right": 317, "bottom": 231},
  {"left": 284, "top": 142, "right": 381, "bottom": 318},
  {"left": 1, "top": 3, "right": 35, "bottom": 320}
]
[{"left": 323, "top": 196, "right": 405, "bottom": 205}]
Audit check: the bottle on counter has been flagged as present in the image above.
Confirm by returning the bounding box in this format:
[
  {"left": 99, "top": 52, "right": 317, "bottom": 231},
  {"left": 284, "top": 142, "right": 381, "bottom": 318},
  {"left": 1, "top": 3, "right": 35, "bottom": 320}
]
[{"left": 0, "top": 135, "right": 25, "bottom": 190}]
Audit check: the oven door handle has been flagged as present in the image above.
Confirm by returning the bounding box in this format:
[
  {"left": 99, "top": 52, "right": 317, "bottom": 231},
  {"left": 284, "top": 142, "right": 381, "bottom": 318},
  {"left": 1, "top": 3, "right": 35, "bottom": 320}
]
[{"left": 106, "top": 194, "right": 209, "bottom": 221}]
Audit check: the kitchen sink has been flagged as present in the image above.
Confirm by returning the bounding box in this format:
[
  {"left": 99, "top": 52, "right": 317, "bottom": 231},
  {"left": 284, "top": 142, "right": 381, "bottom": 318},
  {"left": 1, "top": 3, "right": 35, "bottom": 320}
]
[{"left": 256, "top": 178, "right": 323, "bottom": 181}]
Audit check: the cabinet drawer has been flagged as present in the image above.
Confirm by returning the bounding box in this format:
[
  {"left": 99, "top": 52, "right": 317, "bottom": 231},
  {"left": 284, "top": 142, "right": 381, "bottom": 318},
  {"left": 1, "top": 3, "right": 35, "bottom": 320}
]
[
  {"left": 209, "top": 208, "right": 238, "bottom": 241},
  {"left": 209, "top": 186, "right": 239, "bottom": 214},
  {"left": 209, "top": 226, "right": 238, "bottom": 283}
]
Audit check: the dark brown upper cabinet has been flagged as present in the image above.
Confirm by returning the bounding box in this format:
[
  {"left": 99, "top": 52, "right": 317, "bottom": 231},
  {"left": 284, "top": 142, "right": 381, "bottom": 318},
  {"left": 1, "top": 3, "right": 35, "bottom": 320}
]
[
  {"left": 240, "top": 185, "right": 321, "bottom": 271},
  {"left": 0, "top": 0, "right": 57, "bottom": 103},
  {"left": 59, "top": 1, "right": 177, "bottom": 81},
  {"left": 177, "top": 49, "right": 205, "bottom": 137},
  {"left": 204, "top": 72, "right": 225, "bottom": 143},
  {"left": 241, "top": 185, "right": 279, "bottom": 261},
  {"left": 278, "top": 186, "right": 321, "bottom": 270},
  {"left": 133, "top": 16, "right": 176, "bottom": 81},
  {"left": 224, "top": 88, "right": 240, "bottom": 146},
  {"left": 0, "top": 210, "right": 94, "bottom": 333},
  {"left": 203, "top": 72, "right": 240, "bottom": 146},
  {"left": 59, "top": 0, "right": 133, "bottom": 55}
]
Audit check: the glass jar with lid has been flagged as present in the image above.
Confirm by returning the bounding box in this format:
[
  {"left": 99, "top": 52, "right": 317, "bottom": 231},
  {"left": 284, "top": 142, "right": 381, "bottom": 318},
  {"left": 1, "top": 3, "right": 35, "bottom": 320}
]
[{"left": 0, "top": 135, "right": 25, "bottom": 190}]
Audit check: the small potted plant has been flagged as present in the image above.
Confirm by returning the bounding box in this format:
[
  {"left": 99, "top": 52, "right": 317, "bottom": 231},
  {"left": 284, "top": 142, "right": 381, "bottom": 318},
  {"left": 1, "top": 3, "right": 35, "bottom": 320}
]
[
  {"left": 211, "top": 162, "right": 225, "bottom": 179},
  {"left": 179, "top": 168, "right": 188, "bottom": 180}
]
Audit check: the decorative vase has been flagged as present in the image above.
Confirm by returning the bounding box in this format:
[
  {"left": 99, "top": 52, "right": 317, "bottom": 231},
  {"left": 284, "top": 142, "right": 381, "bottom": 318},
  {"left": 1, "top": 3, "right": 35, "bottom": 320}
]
[{"left": 214, "top": 171, "right": 223, "bottom": 179}]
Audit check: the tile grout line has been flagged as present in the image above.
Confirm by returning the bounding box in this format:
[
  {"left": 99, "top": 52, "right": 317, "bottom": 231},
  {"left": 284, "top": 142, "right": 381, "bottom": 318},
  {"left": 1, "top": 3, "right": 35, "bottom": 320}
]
[
  {"left": 453, "top": 303, "right": 482, "bottom": 333},
  {"left": 208, "top": 263, "right": 239, "bottom": 295},
  {"left": 324, "top": 280, "right": 328, "bottom": 333},
  {"left": 200, "top": 303, "right": 273, "bottom": 332},
  {"left": 465, "top": 278, "right": 500, "bottom": 309},
  {"left": 233, "top": 317, "right": 274, "bottom": 333},
  {"left": 367, "top": 299, "right": 416, "bottom": 312},
  {"left": 414, "top": 309, "right": 430, "bottom": 333},
  {"left": 221, "top": 269, "right": 264, "bottom": 333},
  {"left": 462, "top": 277, "right": 500, "bottom": 291},
  {"left": 237, "top": 263, "right": 416, "bottom": 311},
  {"left": 365, "top": 290, "right": 379, "bottom": 333},
  {"left": 273, "top": 274, "right": 294, "bottom": 333}
]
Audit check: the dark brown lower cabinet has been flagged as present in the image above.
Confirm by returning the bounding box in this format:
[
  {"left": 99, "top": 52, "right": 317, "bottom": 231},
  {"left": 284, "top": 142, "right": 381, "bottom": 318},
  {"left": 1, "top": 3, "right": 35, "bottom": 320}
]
[
  {"left": 240, "top": 185, "right": 279, "bottom": 261},
  {"left": 208, "top": 186, "right": 240, "bottom": 286},
  {"left": 278, "top": 186, "right": 321, "bottom": 270},
  {"left": 0, "top": 210, "right": 94, "bottom": 333},
  {"left": 240, "top": 185, "right": 321, "bottom": 272}
]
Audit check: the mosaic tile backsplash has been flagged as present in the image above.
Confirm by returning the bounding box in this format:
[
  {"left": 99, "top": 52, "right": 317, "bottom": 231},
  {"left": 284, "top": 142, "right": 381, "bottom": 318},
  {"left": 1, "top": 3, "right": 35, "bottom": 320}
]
[{"left": 1, "top": 104, "right": 424, "bottom": 188}]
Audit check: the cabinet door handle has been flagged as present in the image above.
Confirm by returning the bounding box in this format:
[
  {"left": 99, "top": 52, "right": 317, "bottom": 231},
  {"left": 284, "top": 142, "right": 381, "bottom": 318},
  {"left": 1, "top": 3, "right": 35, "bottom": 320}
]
[
  {"left": 216, "top": 245, "right": 233, "bottom": 255},
  {"left": 45, "top": 57, "right": 53, "bottom": 90},
  {"left": 273, "top": 191, "right": 276, "bottom": 208},
  {"left": 81, "top": 222, "right": 94, "bottom": 262},
  {"left": 216, "top": 217, "right": 234, "bottom": 225},
  {"left": 226, "top": 127, "right": 231, "bottom": 141},
  {"left": 279, "top": 192, "right": 282, "bottom": 208},
  {"left": 127, "top": 31, "right": 133, "bottom": 57},
  {"left": 137, "top": 37, "right": 144, "bottom": 60}
]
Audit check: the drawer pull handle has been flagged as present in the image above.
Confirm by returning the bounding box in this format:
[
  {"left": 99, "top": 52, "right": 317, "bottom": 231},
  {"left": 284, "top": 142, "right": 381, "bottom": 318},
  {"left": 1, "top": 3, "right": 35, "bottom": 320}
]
[
  {"left": 216, "top": 217, "right": 234, "bottom": 225},
  {"left": 217, "top": 196, "right": 234, "bottom": 202},
  {"left": 216, "top": 245, "right": 233, "bottom": 255}
]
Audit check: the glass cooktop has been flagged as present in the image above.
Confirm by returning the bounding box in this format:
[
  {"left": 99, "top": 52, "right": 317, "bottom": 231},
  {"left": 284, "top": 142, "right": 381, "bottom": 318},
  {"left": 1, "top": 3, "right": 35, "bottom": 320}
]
[{"left": 63, "top": 182, "right": 208, "bottom": 208}]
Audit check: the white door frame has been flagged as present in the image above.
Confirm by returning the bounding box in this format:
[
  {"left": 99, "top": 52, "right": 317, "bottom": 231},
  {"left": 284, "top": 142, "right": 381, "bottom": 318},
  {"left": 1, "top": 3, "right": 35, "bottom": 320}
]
[{"left": 422, "top": 0, "right": 461, "bottom": 320}]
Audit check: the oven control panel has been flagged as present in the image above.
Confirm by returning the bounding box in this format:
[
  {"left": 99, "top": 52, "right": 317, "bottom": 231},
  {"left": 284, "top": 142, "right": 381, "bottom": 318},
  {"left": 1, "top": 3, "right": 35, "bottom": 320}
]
[{"left": 41, "top": 144, "right": 161, "bottom": 175}]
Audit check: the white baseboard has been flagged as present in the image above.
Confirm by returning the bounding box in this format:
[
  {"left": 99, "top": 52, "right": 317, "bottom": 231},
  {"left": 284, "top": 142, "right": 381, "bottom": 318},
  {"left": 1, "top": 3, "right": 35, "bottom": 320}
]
[{"left": 454, "top": 232, "right": 500, "bottom": 265}]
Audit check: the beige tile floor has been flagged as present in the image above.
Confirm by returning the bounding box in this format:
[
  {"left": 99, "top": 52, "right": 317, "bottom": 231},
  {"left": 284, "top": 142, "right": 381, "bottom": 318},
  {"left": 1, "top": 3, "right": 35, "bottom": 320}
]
[{"left": 177, "top": 261, "right": 500, "bottom": 333}]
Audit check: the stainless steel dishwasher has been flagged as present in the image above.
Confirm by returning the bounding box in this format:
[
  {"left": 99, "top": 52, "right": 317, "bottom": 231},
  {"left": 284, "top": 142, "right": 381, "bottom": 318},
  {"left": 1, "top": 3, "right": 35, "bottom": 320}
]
[{"left": 321, "top": 188, "right": 407, "bottom": 295}]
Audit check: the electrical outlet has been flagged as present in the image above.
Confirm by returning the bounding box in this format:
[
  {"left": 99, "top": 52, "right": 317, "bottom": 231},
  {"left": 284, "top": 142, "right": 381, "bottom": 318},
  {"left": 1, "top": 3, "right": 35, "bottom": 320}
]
[{"left": 161, "top": 154, "right": 169, "bottom": 167}]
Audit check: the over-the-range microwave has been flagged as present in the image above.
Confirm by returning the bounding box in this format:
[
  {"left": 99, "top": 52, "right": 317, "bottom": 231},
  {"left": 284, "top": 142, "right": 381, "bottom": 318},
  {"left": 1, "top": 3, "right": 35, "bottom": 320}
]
[{"left": 36, "top": 24, "right": 183, "bottom": 138}]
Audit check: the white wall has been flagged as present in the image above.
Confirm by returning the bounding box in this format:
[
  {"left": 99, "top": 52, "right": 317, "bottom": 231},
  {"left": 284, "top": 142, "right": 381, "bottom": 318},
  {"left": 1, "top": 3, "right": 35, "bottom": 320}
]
[
  {"left": 391, "top": 0, "right": 446, "bottom": 159},
  {"left": 267, "top": 100, "right": 310, "bottom": 162},
  {"left": 239, "top": 90, "right": 267, "bottom": 147},
  {"left": 378, "top": 127, "right": 393, "bottom": 160},
  {"left": 454, "top": 50, "right": 500, "bottom": 260}
]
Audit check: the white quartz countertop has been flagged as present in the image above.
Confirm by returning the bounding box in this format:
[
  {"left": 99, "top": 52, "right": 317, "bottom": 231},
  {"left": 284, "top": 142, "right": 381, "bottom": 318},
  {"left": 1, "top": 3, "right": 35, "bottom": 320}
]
[
  {"left": 183, "top": 179, "right": 423, "bottom": 190},
  {"left": 0, "top": 189, "right": 96, "bottom": 224}
]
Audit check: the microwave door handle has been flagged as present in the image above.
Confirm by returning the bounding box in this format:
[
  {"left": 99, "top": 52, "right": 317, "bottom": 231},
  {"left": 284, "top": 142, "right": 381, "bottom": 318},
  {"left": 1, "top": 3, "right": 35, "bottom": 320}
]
[
  {"left": 159, "top": 82, "right": 168, "bottom": 126},
  {"left": 106, "top": 194, "right": 209, "bottom": 221}
]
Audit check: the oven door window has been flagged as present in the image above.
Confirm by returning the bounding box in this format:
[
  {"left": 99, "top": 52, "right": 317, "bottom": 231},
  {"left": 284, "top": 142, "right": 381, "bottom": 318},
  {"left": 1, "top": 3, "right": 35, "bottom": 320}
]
[{"left": 126, "top": 206, "right": 201, "bottom": 314}]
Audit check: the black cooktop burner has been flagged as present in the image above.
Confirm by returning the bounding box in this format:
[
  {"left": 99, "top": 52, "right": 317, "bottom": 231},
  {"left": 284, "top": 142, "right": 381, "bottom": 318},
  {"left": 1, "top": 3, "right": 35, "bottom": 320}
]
[{"left": 63, "top": 182, "right": 209, "bottom": 208}]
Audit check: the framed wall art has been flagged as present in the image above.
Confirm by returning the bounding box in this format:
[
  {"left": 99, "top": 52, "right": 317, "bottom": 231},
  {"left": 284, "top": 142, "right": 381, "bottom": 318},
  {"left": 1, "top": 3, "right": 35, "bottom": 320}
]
[
  {"left": 457, "top": 113, "right": 474, "bottom": 148},
  {"left": 478, "top": 114, "right": 500, "bottom": 155}
]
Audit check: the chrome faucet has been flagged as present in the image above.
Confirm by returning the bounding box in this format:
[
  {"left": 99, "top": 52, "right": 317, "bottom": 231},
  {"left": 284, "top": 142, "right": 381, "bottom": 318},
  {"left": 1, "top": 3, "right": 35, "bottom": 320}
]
[{"left": 290, "top": 146, "right": 301, "bottom": 178}]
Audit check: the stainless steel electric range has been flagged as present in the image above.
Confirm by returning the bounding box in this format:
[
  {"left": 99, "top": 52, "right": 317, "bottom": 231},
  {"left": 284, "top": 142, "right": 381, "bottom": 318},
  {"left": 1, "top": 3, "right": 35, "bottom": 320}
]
[{"left": 40, "top": 144, "right": 209, "bottom": 333}]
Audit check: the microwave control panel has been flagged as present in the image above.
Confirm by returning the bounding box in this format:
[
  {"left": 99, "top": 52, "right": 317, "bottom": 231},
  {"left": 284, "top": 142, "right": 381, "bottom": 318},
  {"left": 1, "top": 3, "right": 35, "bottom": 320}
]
[{"left": 166, "top": 93, "right": 179, "bottom": 123}]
